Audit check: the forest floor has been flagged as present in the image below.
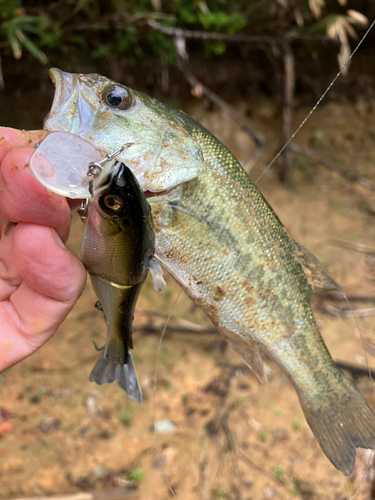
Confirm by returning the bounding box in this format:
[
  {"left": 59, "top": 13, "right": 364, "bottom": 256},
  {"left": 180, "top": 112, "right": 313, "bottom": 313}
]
[{"left": 1, "top": 91, "right": 375, "bottom": 500}]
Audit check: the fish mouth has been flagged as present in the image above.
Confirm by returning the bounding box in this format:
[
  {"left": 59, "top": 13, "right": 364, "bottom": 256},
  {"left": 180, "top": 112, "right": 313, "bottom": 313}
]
[
  {"left": 45, "top": 68, "right": 94, "bottom": 136},
  {"left": 45, "top": 68, "right": 76, "bottom": 125}
]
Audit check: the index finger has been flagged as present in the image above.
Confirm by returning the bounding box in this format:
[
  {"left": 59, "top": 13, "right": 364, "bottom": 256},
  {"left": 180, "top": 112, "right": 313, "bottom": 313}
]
[
  {"left": 0, "top": 147, "right": 72, "bottom": 241},
  {"left": 0, "top": 127, "right": 47, "bottom": 164}
]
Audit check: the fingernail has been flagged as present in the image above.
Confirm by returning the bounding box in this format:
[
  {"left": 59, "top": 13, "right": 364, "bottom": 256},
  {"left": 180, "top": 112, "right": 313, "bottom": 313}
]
[{"left": 51, "top": 227, "right": 67, "bottom": 249}]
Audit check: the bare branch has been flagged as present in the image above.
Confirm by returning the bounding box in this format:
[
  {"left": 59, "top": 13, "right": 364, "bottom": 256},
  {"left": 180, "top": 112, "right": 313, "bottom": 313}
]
[
  {"left": 173, "top": 36, "right": 264, "bottom": 157},
  {"left": 335, "top": 360, "right": 375, "bottom": 379},
  {"left": 281, "top": 42, "right": 295, "bottom": 184},
  {"left": 236, "top": 448, "right": 282, "bottom": 483},
  {"left": 289, "top": 142, "right": 375, "bottom": 191},
  {"left": 322, "top": 291, "right": 375, "bottom": 302},
  {"left": 0, "top": 55, "right": 4, "bottom": 90},
  {"left": 135, "top": 309, "right": 216, "bottom": 332},
  {"left": 329, "top": 240, "right": 375, "bottom": 255},
  {"left": 148, "top": 20, "right": 335, "bottom": 45},
  {"left": 10, "top": 487, "right": 139, "bottom": 500},
  {"left": 323, "top": 303, "right": 375, "bottom": 317}
]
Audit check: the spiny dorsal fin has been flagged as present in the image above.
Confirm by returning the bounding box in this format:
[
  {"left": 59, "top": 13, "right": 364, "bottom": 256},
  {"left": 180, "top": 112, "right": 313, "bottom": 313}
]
[{"left": 294, "top": 242, "right": 342, "bottom": 294}]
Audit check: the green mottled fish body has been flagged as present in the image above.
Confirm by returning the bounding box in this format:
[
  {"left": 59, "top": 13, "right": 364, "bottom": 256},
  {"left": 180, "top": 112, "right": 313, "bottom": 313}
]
[{"left": 46, "top": 68, "right": 375, "bottom": 474}]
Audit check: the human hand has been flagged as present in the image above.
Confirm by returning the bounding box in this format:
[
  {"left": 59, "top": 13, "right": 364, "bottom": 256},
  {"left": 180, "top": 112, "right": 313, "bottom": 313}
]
[{"left": 0, "top": 127, "right": 86, "bottom": 372}]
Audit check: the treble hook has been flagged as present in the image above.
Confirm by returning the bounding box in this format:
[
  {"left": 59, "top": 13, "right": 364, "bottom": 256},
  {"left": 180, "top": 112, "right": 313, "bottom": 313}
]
[{"left": 87, "top": 143, "right": 134, "bottom": 178}]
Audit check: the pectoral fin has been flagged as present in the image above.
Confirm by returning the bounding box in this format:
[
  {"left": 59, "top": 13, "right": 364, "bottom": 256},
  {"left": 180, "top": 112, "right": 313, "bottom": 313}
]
[{"left": 294, "top": 242, "right": 342, "bottom": 294}]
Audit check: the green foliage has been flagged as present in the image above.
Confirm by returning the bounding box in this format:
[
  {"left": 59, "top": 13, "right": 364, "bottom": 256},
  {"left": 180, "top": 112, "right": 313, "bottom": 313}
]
[
  {"left": 30, "top": 388, "right": 45, "bottom": 404},
  {"left": 121, "top": 410, "right": 132, "bottom": 427},
  {"left": 129, "top": 468, "right": 144, "bottom": 483},
  {"left": 274, "top": 465, "right": 285, "bottom": 482},
  {"left": 292, "top": 417, "right": 303, "bottom": 432},
  {"left": 0, "top": 0, "right": 370, "bottom": 72},
  {"left": 259, "top": 428, "right": 269, "bottom": 442},
  {"left": 213, "top": 485, "right": 226, "bottom": 499}
]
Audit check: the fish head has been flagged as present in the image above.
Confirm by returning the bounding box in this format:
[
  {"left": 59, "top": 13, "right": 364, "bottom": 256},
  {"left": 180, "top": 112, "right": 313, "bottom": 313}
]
[{"left": 45, "top": 68, "right": 205, "bottom": 192}]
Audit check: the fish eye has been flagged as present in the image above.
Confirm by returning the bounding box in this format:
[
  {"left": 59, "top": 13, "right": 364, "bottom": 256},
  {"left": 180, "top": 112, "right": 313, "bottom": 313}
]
[
  {"left": 101, "top": 85, "right": 131, "bottom": 110},
  {"left": 104, "top": 195, "right": 123, "bottom": 211}
]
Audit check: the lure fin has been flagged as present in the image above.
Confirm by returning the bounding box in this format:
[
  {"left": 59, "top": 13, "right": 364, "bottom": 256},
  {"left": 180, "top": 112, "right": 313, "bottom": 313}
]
[
  {"left": 294, "top": 241, "right": 342, "bottom": 294},
  {"left": 149, "top": 256, "right": 166, "bottom": 291},
  {"left": 89, "top": 353, "right": 142, "bottom": 403},
  {"left": 299, "top": 373, "right": 375, "bottom": 475}
]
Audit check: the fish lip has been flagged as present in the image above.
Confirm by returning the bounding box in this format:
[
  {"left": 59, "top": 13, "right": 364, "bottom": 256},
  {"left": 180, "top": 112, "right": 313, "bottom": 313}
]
[
  {"left": 45, "top": 68, "right": 77, "bottom": 132},
  {"left": 48, "top": 68, "right": 62, "bottom": 108}
]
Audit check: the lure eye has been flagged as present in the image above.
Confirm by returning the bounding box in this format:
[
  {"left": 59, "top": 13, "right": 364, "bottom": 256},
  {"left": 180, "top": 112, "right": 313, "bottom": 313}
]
[
  {"left": 101, "top": 85, "right": 131, "bottom": 110},
  {"left": 104, "top": 195, "right": 123, "bottom": 211}
]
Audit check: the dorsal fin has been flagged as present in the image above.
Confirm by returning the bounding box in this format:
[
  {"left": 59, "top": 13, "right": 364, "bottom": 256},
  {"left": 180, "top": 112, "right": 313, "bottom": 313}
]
[{"left": 294, "top": 242, "right": 342, "bottom": 294}]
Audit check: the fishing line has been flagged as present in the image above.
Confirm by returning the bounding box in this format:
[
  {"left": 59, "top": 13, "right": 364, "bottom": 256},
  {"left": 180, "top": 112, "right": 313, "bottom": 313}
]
[
  {"left": 152, "top": 288, "right": 182, "bottom": 498},
  {"left": 255, "top": 18, "right": 375, "bottom": 185}
]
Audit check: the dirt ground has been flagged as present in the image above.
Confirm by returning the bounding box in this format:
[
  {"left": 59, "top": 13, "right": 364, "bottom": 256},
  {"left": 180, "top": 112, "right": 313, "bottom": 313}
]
[{"left": 1, "top": 88, "right": 375, "bottom": 500}]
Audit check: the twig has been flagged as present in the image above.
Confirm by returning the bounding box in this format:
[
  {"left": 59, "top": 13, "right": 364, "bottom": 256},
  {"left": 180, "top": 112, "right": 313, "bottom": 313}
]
[
  {"left": 322, "top": 291, "right": 375, "bottom": 302},
  {"left": 28, "top": 354, "right": 99, "bottom": 373},
  {"left": 323, "top": 303, "right": 375, "bottom": 317},
  {"left": 135, "top": 309, "right": 216, "bottom": 332},
  {"left": 236, "top": 447, "right": 282, "bottom": 483},
  {"left": 133, "top": 323, "right": 217, "bottom": 334},
  {"left": 173, "top": 36, "right": 264, "bottom": 160},
  {"left": 198, "top": 459, "right": 209, "bottom": 500},
  {"left": 329, "top": 240, "right": 375, "bottom": 255},
  {"left": 335, "top": 360, "right": 375, "bottom": 379},
  {"left": 0, "top": 55, "right": 4, "bottom": 90},
  {"left": 281, "top": 41, "right": 295, "bottom": 184},
  {"left": 148, "top": 20, "right": 335, "bottom": 45},
  {"left": 7, "top": 488, "right": 139, "bottom": 500},
  {"left": 289, "top": 143, "right": 375, "bottom": 191}
]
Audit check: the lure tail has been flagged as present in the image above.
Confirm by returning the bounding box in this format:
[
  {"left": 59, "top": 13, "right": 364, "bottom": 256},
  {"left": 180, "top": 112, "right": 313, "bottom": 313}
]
[
  {"left": 299, "top": 373, "right": 375, "bottom": 475},
  {"left": 89, "top": 353, "right": 142, "bottom": 403}
]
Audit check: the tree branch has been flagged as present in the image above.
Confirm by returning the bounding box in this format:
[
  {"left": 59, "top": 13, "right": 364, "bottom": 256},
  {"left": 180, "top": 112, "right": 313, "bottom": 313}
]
[
  {"left": 281, "top": 41, "right": 295, "bottom": 184},
  {"left": 148, "top": 20, "right": 335, "bottom": 45},
  {"left": 289, "top": 142, "right": 375, "bottom": 191},
  {"left": 173, "top": 36, "right": 264, "bottom": 159}
]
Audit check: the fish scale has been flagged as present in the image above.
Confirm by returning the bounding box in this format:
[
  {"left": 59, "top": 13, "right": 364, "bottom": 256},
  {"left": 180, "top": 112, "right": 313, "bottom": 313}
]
[{"left": 45, "top": 67, "right": 375, "bottom": 475}]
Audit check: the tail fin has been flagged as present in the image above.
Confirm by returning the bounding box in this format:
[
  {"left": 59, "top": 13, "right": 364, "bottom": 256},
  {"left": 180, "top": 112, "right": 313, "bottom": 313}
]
[
  {"left": 300, "top": 374, "right": 375, "bottom": 475},
  {"left": 89, "top": 353, "right": 142, "bottom": 403}
]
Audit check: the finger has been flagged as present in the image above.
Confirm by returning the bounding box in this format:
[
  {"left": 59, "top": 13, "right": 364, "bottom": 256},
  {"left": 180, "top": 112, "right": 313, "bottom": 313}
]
[
  {"left": 0, "top": 147, "right": 72, "bottom": 241},
  {"left": 0, "top": 127, "right": 46, "bottom": 164},
  {"left": 0, "top": 222, "right": 21, "bottom": 301},
  {"left": 0, "top": 223, "right": 86, "bottom": 371}
]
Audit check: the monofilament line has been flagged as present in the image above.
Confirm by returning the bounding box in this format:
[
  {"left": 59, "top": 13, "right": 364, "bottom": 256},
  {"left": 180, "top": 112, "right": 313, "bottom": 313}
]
[
  {"left": 152, "top": 288, "right": 182, "bottom": 498},
  {"left": 255, "top": 18, "right": 375, "bottom": 185}
]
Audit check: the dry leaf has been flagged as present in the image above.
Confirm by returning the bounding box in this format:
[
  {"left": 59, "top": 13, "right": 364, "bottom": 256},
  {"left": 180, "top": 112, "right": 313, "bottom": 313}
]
[
  {"left": 309, "top": 0, "right": 325, "bottom": 18},
  {"left": 347, "top": 10, "right": 368, "bottom": 27}
]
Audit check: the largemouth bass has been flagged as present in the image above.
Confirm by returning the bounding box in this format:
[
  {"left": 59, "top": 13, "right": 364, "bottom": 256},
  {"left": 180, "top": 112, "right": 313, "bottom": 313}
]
[
  {"left": 45, "top": 68, "right": 375, "bottom": 475},
  {"left": 81, "top": 160, "right": 159, "bottom": 402}
]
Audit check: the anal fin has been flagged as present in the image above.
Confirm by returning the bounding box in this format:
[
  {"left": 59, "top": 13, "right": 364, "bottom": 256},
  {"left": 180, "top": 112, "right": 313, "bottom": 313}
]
[
  {"left": 294, "top": 241, "right": 342, "bottom": 294},
  {"left": 215, "top": 323, "right": 266, "bottom": 382}
]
